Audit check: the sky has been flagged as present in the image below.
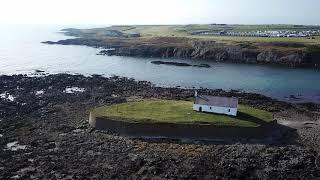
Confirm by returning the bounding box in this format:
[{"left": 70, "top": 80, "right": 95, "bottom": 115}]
[{"left": 0, "top": 0, "right": 319, "bottom": 25}]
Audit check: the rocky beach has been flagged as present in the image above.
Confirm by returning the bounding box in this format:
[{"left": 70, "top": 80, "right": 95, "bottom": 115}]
[{"left": 1, "top": 73, "right": 320, "bottom": 179}]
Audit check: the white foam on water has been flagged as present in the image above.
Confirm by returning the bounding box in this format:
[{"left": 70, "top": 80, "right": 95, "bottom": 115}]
[
  {"left": 5, "top": 141, "right": 27, "bottom": 151},
  {"left": 64, "top": 87, "right": 85, "bottom": 94},
  {"left": 0, "top": 92, "right": 15, "bottom": 102},
  {"left": 0, "top": 134, "right": 3, "bottom": 138},
  {"left": 11, "top": 175, "right": 20, "bottom": 179},
  {"left": 35, "top": 90, "right": 45, "bottom": 96}
]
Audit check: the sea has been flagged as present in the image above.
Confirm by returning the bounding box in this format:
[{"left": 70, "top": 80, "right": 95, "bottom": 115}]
[{"left": 0, "top": 24, "right": 320, "bottom": 103}]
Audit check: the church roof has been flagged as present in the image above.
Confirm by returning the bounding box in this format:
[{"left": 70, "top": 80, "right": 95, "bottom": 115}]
[{"left": 195, "top": 95, "right": 238, "bottom": 108}]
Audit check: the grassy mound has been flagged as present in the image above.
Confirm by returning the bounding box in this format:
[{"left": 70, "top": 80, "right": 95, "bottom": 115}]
[{"left": 92, "top": 100, "right": 273, "bottom": 127}]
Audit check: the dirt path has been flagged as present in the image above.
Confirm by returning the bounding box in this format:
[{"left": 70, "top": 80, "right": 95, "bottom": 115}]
[{"left": 277, "top": 119, "right": 320, "bottom": 129}]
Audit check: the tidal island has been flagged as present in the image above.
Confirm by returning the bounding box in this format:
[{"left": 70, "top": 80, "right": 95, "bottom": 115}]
[{"left": 89, "top": 98, "right": 280, "bottom": 140}]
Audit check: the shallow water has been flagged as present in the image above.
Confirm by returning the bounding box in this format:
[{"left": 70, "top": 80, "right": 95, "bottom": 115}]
[{"left": 0, "top": 25, "right": 320, "bottom": 103}]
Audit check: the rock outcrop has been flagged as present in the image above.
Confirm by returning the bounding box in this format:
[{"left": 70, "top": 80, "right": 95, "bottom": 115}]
[
  {"left": 1, "top": 74, "right": 320, "bottom": 179},
  {"left": 44, "top": 37, "right": 320, "bottom": 68},
  {"left": 151, "top": 61, "right": 211, "bottom": 68}
]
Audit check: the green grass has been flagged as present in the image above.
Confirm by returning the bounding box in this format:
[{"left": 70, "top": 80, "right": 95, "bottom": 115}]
[
  {"left": 107, "top": 25, "right": 320, "bottom": 44},
  {"left": 123, "top": 25, "right": 189, "bottom": 37},
  {"left": 191, "top": 35, "right": 320, "bottom": 44},
  {"left": 75, "top": 24, "right": 320, "bottom": 45},
  {"left": 92, "top": 100, "right": 273, "bottom": 127}
]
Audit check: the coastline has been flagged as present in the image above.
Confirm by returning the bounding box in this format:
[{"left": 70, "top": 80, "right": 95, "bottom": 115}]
[
  {"left": 43, "top": 26, "right": 320, "bottom": 68},
  {"left": 44, "top": 37, "right": 320, "bottom": 68},
  {"left": 1, "top": 73, "right": 319, "bottom": 115}
]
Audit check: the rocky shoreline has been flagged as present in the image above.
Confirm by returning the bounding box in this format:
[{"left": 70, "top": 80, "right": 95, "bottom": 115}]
[
  {"left": 44, "top": 35, "right": 320, "bottom": 68},
  {"left": 1, "top": 74, "right": 320, "bottom": 179},
  {"left": 151, "top": 61, "right": 211, "bottom": 68}
]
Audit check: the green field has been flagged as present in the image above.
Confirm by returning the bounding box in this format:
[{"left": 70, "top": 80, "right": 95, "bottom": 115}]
[
  {"left": 112, "top": 24, "right": 320, "bottom": 44},
  {"left": 68, "top": 24, "right": 320, "bottom": 52},
  {"left": 75, "top": 24, "right": 320, "bottom": 44},
  {"left": 92, "top": 100, "right": 273, "bottom": 127}
]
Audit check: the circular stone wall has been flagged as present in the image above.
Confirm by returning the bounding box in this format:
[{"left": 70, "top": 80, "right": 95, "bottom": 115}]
[{"left": 89, "top": 112, "right": 283, "bottom": 140}]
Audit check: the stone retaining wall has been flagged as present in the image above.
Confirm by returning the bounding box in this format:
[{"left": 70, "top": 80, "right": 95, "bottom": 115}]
[{"left": 89, "top": 113, "right": 284, "bottom": 140}]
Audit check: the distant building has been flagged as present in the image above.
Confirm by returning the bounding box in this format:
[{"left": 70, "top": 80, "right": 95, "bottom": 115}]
[
  {"left": 196, "top": 29, "right": 320, "bottom": 38},
  {"left": 193, "top": 92, "right": 238, "bottom": 116}
]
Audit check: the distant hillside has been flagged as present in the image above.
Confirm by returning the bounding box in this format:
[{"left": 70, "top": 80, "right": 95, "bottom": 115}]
[{"left": 45, "top": 24, "right": 320, "bottom": 68}]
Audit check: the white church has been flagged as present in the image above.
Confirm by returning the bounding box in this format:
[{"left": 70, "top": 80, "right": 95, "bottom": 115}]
[{"left": 193, "top": 91, "right": 238, "bottom": 116}]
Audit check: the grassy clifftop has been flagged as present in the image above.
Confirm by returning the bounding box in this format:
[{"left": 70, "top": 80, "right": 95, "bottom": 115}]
[
  {"left": 52, "top": 24, "right": 320, "bottom": 67},
  {"left": 92, "top": 100, "right": 273, "bottom": 127},
  {"left": 68, "top": 24, "right": 320, "bottom": 45}
]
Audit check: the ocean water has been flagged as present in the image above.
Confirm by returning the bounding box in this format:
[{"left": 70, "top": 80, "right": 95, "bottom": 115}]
[{"left": 0, "top": 25, "right": 320, "bottom": 103}]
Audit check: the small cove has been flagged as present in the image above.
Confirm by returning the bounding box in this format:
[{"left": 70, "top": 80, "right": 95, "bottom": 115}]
[{"left": 0, "top": 25, "right": 319, "bottom": 103}]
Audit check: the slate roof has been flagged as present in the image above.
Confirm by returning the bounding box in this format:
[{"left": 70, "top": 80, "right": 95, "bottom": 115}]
[{"left": 195, "top": 95, "right": 238, "bottom": 108}]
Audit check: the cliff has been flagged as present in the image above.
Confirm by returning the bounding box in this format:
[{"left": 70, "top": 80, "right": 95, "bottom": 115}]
[{"left": 44, "top": 36, "right": 320, "bottom": 68}]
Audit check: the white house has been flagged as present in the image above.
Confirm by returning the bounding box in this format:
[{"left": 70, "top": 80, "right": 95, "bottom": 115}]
[{"left": 193, "top": 92, "right": 238, "bottom": 116}]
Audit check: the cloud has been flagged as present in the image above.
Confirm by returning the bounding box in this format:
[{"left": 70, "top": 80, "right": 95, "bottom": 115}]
[{"left": 0, "top": 0, "right": 318, "bottom": 25}]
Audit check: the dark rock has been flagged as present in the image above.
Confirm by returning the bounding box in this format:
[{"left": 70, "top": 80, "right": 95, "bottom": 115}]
[
  {"left": 193, "top": 64, "right": 211, "bottom": 68},
  {"left": 0, "top": 73, "right": 319, "bottom": 179},
  {"left": 151, "top": 61, "right": 211, "bottom": 68},
  {"left": 151, "top": 61, "right": 192, "bottom": 67},
  {"left": 44, "top": 34, "right": 320, "bottom": 68},
  {"left": 35, "top": 69, "right": 45, "bottom": 73},
  {"left": 289, "top": 95, "right": 300, "bottom": 100}
]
